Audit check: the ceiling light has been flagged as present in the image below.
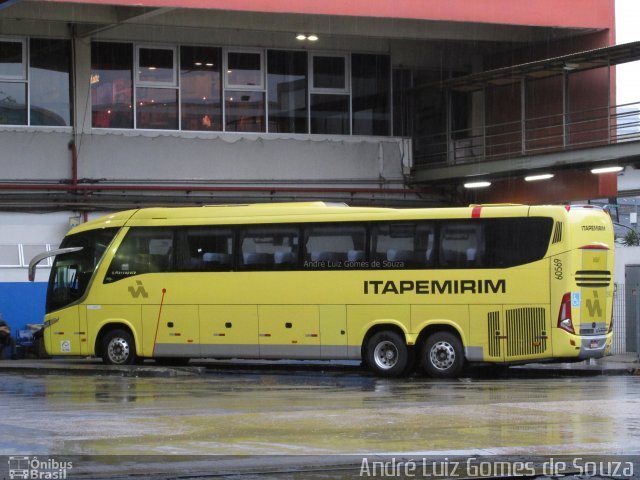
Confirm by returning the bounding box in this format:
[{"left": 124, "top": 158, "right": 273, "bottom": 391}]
[
  {"left": 464, "top": 181, "right": 491, "bottom": 189},
  {"left": 296, "top": 34, "right": 307, "bottom": 41},
  {"left": 307, "top": 34, "right": 319, "bottom": 41},
  {"left": 525, "top": 173, "right": 554, "bottom": 182},
  {"left": 591, "top": 166, "right": 624, "bottom": 174}
]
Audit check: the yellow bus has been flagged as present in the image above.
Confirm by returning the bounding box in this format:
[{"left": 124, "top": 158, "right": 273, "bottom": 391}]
[{"left": 29, "top": 202, "right": 614, "bottom": 377}]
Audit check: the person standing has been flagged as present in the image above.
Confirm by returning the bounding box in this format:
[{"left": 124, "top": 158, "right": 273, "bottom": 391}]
[{"left": 0, "top": 314, "right": 15, "bottom": 360}]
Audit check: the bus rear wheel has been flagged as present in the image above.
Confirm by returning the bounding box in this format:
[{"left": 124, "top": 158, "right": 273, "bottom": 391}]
[
  {"left": 420, "top": 331, "right": 464, "bottom": 378},
  {"left": 365, "top": 331, "right": 408, "bottom": 377},
  {"left": 102, "top": 329, "right": 138, "bottom": 365}
]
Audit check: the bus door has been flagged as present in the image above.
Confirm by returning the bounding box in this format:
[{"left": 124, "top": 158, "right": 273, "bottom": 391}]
[
  {"left": 470, "top": 304, "right": 551, "bottom": 362},
  {"left": 45, "top": 306, "right": 82, "bottom": 356},
  {"left": 258, "top": 305, "right": 320, "bottom": 358}
]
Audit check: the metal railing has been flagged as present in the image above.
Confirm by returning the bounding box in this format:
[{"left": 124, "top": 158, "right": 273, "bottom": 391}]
[
  {"left": 612, "top": 283, "right": 627, "bottom": 355},
  {"left": 413, "top": 101, "right": 640, "bottom": 167}
]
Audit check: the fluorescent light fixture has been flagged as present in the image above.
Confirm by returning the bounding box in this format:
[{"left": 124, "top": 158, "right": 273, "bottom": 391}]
[
  {"left": 525, "top": 173, "right": 554, "bottom": 182},
  {"left": 591, "top": 166, "right": 623, "bottom": 174},
  {"left": 464, "top": 181, "right": 491, "bottom": 189},
  {"left": 296, "top": 33, "right": 319, "bottom": 41}
]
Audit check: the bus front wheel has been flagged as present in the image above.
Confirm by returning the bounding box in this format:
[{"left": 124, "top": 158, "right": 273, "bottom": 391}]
[
  {"left": 365, "top": 331, "right": 408, "bottom": 377},
  {"left": 101, "top": 329, "right": 138, "bottom": 365},
  {"left": 421, "top": 332, "right": 464, "bottom": 378}
]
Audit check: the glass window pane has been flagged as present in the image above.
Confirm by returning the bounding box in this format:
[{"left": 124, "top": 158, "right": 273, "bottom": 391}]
[
  {"left": 91, "top": 42, "right": 133, "bottom": 128},
  {"left": 22, "top": 244, "right": 50, "bottom": 267},
  {"left": 51, "top": 228, "right": 118, "bottom": 310},
  {"left": 180, "top": 46, "right": 222, "bottom": 131},
  {"left": 0, "top": 40, "right": 24, "bottom": 79},
  {"left": 30, "top": 39, "right": 72, "bottom": 126},
  {"left": 0, "top": 244, "right": 21, "bottom": 266},
  {"left": 136, "top": 87, "right": 178, "bottom": 130},
  {"left": 227, "top": 51, "right": 262, "bottom": 88},
  {"left": 352, "top": 54, "right": 390, "bottom": 136},
  {"left": 267, "top": 50, "right": 307, "bottom": 134},
  {"left": 313, "top": 55, "right": 346, "bottom": 90},
  {"left": 440, "top": 222, "right": 483, "bottom": 269},
  {"left": 371, "top": 222, "right": 434, "bottom": 269},
  {"left": 310, "top": 94, "right": 349, "bottom": 135},
  {"left": 392, "top": 68, "right": 413, "bottom": 137},
  {"left": 182, "top": 227, "right": 233, "bottom": 272},
  {"left": 304, "top": 224, "right": 365, "bottom": 270},
  {"left": 240, "top": 226, "right": 299, "bottom": 271},
  {"left": 483, "top": 218, "right": 553, "bottom": 268},
  {"left": 105, "top": 228, "right": 174, "bottom": 283},
  {"left": 138, "top": 47, "right": 175, "bottom": 84},
  {"left": 0, "top": 81, "right": 27, "bottom": 125},
  {"left": 225, "top": 91, "right": 265, "bottom": 132}
]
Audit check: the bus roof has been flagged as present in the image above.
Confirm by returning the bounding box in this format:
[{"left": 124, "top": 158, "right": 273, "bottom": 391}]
[{"left": 67, "top": 202, "right": 608, "bottom": 234}]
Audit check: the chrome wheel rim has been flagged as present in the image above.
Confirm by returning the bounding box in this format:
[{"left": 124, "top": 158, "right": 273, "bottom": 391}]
[
  {"left": 373, "top": 340, "right": 399, "bottom": 370},
  {"left": 429, "top": 341, "right": 456, "bottom": 371},
  {"left": 107, "top": 337, "right": 130, "bottom": 364}
]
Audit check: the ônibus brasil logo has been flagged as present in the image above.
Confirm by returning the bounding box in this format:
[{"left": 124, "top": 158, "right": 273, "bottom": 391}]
[{"left": 7, "top": 456, "right": 72, "bottom": 479}]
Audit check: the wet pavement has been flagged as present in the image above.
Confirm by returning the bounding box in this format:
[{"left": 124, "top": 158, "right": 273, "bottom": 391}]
[{"left": 0, "top": 359, "right": 640, "bottom": 478}]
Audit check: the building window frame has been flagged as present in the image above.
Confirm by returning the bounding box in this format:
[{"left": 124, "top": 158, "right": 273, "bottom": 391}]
[
  {"left": 135, "top": 44, "right": 178, "bottom": 87},
  {"left": 223, "top": 48, "right": 266, "bottom": 133},
  {"left": 90, "top": 42, "right": 392, "bottom": 137},
  {"left": 223, "top": 48, "right": 265, "bottom": 91},
  {"left": 309, "top": 53, "right": 351, "bottom": 135},
  {"left": 0, "top": 37, "right": 27, "bottom": 81},
  {"left": 134, "top": 44, "right": 179, "bottom": 130},
  {"left": 1, "top": 36, "right": 72, "bottom": 127},
  {"left": 309, "top": 53, "right": 350, "bottom": 94}
]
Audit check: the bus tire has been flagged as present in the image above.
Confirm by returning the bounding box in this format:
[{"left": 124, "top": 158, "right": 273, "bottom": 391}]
[
  {"left": 365, "top": 331, "right": 408, "bottom": 377},
  {"left": 421, "top": 331, "right": 464, "bottom": 378},
  {"left": 101, "top": 329, "right": 138, "bottom": 365}
]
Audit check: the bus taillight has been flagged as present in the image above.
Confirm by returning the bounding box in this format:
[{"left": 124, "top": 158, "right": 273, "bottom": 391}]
[
  {"left": 578, "top": 244, "right": 609, "bottom": 251},
  {"left": 558, "top": 293, "right": 575, "bottom": 334}
]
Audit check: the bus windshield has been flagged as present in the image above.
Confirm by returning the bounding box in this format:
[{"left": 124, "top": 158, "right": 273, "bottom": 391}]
[{"left": 47, "top": 228, "right": 119, "bottom": 313}]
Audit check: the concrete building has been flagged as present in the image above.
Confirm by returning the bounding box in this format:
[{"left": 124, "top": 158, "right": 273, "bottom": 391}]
[{"left": 1, "top": 0, "right": 639, "bottom": 329}]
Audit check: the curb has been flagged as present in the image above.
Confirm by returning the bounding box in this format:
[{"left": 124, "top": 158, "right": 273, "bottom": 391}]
[{"left": 0, "top": 360, "right": 206, "bottom": 377}]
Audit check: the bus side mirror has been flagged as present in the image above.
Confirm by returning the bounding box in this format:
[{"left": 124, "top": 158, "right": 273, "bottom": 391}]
[{"left": 28, "top": 247, "right": 84, "bottom": 282}]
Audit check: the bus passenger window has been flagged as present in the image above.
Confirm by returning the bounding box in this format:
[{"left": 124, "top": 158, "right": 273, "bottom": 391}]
[
  {"left": 304, "top": 224, "right": 366, "bottom": 269},
  {"left": 240, "top": 226, "right": 299, "bottom": 271},
  {"left": 440, "top": 223, "right": 483, "bottom": 268},
  {"left": 182, "top": 227, "right": 233, "bottom": 272},
  {"left": 104, "top": 227, "right": 174, "bottom": 283},
  {"left": 371, "top": 222, "right": 433, "bottom": 269}
]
